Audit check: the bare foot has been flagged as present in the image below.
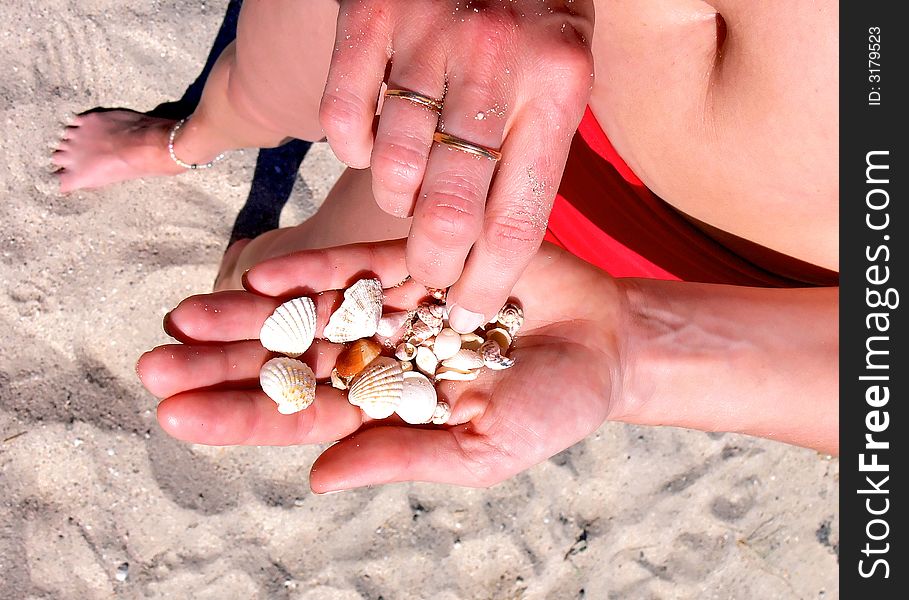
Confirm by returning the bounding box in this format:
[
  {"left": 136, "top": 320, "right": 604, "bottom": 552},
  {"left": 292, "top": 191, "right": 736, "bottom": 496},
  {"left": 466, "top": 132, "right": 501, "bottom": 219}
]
[
  {"left": 213, "top": 238, "right": 253, "bottom": 292},
  {"left": 52, "top": 110, "right": 188, "bottom": 193}
]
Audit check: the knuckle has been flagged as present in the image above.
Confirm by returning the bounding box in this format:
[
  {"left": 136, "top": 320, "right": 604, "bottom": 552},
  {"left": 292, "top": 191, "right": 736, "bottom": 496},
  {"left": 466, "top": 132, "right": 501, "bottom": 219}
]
[
  {"left": 484, "top": 212, "right": 544, "bottom": 257},
  {"left": 421, "top": 176, "right": 486, "bottom": 243},
  {"left": 371, "top": 133, "right": 431, "bottom": 193},
  {"left": 319, "top": 88, "right": 370, "bottom": 138}
]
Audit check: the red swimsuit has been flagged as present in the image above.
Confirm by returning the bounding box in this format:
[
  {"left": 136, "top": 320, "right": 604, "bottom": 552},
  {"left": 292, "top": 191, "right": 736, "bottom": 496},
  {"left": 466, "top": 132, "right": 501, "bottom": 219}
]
[{"left": 544, "top": 108, "right": 838, "bottom": 287}]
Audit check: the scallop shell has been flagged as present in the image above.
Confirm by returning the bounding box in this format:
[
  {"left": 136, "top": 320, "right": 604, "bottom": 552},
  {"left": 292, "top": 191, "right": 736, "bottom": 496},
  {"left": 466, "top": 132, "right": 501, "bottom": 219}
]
[
  {"left": 259, "top": 357, "right": 317, "bottom": 414},
  {"left": 347, "top": 356, "right": 404, "bottom": 419},
  {"left": 480, "top": 339, "right": 515, "bottom": 370},
  {"left": 323, "top": 278, "right": 384, "bottom": 343},
  {"left": 431, "top": 401, "right": 452, "bottom": 425},
  {"left": 335, "top": 338, "right": 384, "bottom": 379},
  {"left": 415, "top": 345, "right": 439, "bottom": 377},
  {"left": 376, "top": 310, "right": 413, "bottom": 338},
  {"left": 259, "top": 297, "right": 317, "bottom": 357},
  {"left": 432, "top": 328, "right": 462, "bottom": 360},
  {"left": 441, "top": 348, "right": 484, "bottom": 371},
  {"left": 484, "top": 327, "right": 512, "bottom": 353},
  {"left": 395, "top": 371, "right": 438, "bottom": 424},
  {"left": 496, "top": 303, "right": 524, "bottom": 337}
]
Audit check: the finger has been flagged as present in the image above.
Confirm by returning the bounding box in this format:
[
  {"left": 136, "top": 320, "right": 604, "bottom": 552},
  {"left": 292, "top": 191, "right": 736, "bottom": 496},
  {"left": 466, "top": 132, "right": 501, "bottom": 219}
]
[
  {"left": 445, "top": 108, "right": 576, "bottom": 331},
  {"left": 370, "top": 41, "right": 445, "bottom": 217},
  {"left": 320, "top": 0, "right": 393, "bottom": 168},
  {"left": 243, "top": 240, "right": 410, "bottom": 297},
  {"left": 157, "top": 385, "right": 363, "bottom": 446},
  {"left": 404, "top": 63, "right": 510, "bottom": 293},
  {"left": 137, "top": 339, "right": 344, "bottom": 399},
  {"left": 310, "top": 425, "right": 515, "bottom": 491}
]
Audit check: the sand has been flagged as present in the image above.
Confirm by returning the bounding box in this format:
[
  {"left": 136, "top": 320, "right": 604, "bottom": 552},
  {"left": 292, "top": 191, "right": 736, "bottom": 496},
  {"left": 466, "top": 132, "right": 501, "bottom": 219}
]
[{"left": 0, "top": 1, "right": 838, "bottom": 598}]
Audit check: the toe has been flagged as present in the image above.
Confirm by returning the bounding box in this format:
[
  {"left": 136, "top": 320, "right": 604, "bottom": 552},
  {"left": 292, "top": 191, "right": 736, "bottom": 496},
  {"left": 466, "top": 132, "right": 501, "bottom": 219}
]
[{"left": 51, "top": 150, "right": 70, "bottom": 167}]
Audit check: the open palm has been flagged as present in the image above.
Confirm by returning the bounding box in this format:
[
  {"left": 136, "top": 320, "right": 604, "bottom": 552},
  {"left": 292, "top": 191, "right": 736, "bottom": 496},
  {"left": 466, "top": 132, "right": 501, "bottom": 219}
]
[{"left": 138, "top": 241, "right": 623, "bottom": 491}]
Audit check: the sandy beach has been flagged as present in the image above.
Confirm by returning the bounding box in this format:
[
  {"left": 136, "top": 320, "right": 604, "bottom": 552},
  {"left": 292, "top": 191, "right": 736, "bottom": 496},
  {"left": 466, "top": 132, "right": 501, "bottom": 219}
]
[{"left": 0, "top": 2, "right": 838, "bottom": 598}]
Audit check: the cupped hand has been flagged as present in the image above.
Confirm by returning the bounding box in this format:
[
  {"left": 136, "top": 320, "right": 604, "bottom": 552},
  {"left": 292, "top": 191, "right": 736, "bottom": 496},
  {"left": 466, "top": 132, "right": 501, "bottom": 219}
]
[
  {"left": 320, "top": 0, "right": 595, "bottom": 332},
  {"left": 138, "top": 240, "right": 623, "bottom": 491}
]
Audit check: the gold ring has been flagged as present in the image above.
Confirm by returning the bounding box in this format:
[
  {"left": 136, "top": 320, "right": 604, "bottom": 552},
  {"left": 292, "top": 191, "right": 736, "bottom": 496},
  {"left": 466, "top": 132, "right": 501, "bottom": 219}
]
[
  {"left": 384, "top": 89, "right": 444, "bottom": 112},
  {"left": 432, "top": 131, "right": 502, "bottom": 161}
]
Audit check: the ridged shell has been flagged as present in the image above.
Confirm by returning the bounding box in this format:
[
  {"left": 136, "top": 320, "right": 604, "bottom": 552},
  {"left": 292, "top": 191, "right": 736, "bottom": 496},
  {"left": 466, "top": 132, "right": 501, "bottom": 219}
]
[
  {"left": 259, "top": 357, "right": 317, "bottom": 414},
  {"left": 480, "top": 339, "right": 515, "bottom": 370},
  {"left": 415, "top": 346, "right": 439, "bottom": 377},
  {"left": 441, "top": 348, "right": 484, "bottom": 371},
  {"left": 347, "top": 356, "right": 404, "bottom": 419},
  {"left": 484, "top": 327, "right": 512, "bottom": 353},
  {"left": 335, "top": 338, "right": 383, "bottom": 379},
  {"left": 323, "top": 278, "right": 384, "bottom": 343},
  {"left": 395, "top": 371, "right": 438, "bottom": 424},
  {"left": 496, "top": 303, "right": 524, "bottom": 337},
  {"left": 259, "top": 297, "right": 317, "bottom": 357},
  {"left": 432, "top": 328, "right": 462, "bottom": 360},
  {"left": 431, "top": 401, "right": 452, "bottom": 425}
]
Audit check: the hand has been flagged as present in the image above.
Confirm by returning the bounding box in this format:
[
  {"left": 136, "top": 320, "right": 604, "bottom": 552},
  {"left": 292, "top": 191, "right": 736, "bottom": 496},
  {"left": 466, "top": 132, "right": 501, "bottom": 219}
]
[
  {"left": 138, "top": 240, "right": 624, "bottom": 491},
  {"left": 319, "top": 0, "right": 595, "bottom": 332}
]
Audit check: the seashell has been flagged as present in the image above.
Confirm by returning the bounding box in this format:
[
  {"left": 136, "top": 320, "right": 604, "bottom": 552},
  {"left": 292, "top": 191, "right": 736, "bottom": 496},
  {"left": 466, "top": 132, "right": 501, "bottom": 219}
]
[
  {"left": 441, "top": 348, "right": 484, "bottom": 371},
  {"left": 484, "top": 327, "right": 512, "bottom": 353},
  {"left": 259, "top": 297, "right": 317, "bottom": 357},
  {"left": 408, "top": 320, "right": 436, "bottom": 345},
  {"left": 323, "top": 278, "right": 384, "bottom": 343},
  {"left": 435, "top": 366, "right": 480, "bottom": 381},
  {"left": 395, "top": 371, "right": 438, "bottom": 424},
  {"left": 416, "top": 302, "right": 446, "bottom": 335},
  {"left": 459, "top": 332, "right": 485, "bottom": 351},
  {"left": 330, "top": 368, "right": 349, "bottom": 390},
  {"left": 376, "top": 310, "right": 413, "bottom": 338},
  {"left": 426, "top": 287, "right": 448, "bottom": 302},
  {"left": 415, "top": 345, "right": 439, "bottom": 377},
  {"left": 480, "top": 339, "right": 515, "bottom": 370},
  {"left": 347, "top": 356, "right": 404, "bottom": 419},
  {"left": 432, "top": 328, "right": 462, "bottom": 360},
  {"left": 395, "top": 341, "right": 417, "bottom": 361},
  {"left": 496, "top": 303, "right": 524, "bottom": 337},
  {"left": 431, "top": 401, "right": 452, "bottom": 425},
  {"left": 259, "top": 357, "right": 317, "bottom": 414},
  {"left": 400, "top": 360, "right": 413, "bottom": 372},
  {"left": 335, "top": 338, "right": 383, "bottom": 379}
]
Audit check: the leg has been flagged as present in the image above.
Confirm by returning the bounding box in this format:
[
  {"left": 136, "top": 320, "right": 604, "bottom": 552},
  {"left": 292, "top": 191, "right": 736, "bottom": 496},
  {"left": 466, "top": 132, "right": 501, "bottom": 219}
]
[
  {"left": 55, "top": 0, "right": 339, "bottom": 193},
  {"left": 214, "top": 168, "right": 412, "bottom": 290}
]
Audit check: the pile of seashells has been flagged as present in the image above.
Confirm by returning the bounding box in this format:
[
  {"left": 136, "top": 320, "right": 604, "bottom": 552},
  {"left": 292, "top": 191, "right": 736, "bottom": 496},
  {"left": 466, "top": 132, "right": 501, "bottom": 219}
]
[{"left": 256, "top": 278, "right": 522, "bottom": 425}]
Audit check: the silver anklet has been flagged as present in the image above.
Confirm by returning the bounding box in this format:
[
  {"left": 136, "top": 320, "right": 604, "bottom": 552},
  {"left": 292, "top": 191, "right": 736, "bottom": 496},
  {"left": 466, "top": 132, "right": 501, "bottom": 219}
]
[{"left": 167, "top": 117, "right": 226, "bottom": 170}]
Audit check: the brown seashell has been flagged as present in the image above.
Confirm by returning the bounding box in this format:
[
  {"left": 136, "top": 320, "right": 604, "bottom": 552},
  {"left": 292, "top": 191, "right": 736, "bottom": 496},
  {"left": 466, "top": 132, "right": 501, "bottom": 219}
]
[{"left": 335, "top": 338, "right": 383, "bottom": 379}]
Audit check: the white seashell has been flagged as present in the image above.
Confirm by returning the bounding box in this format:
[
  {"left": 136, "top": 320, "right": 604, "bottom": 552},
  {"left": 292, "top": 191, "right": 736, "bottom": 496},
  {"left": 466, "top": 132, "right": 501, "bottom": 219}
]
[
  {"left": 376, "top": 310, "right": 413, "bottom": 338},
  {"left": 435, "top": 366, "right": 480, "bottom": 381},
  {"left": 259, "top": 357, "right": 317, "bottom": 414},
  {"left": 259, "top": 297, "right": 317, "bottom": 357},
  {"left": 480, "top": 339, "right": 515, "bottom": 370},
  {"left": 496, "top": 303, "right": 524, "bottom": 337},
  {"left": 431, "top": 401, "right": 452, "bottom": 425},
  {"left": 484, "top": 327, "right": 512, "bottom": 353},
  {"left": 441, "top": 348, "right": 484, "bottom": 371},
  {"left": 415, "top": 346, "right": 439, "bottom": 377},
  {"left": 347, "top": 356, "right": 404, "bottom": 419},
  {"left": 395, "top": 371, "right": 438, "bottom": 424},
  {"left": 432, "top": 328, "right": 462, "bottom": 360},
  {"left": 395, "top": 341, "right": 417, "bottom": 361},
  {"left": 323, "top": 278, "right": 384, "bottom": 343},
  {"left": 459, "top": 332, "right": 485, "bottom": 351},
  {"left": 330, "top": 368, "right": 349, "bottom": 390}
]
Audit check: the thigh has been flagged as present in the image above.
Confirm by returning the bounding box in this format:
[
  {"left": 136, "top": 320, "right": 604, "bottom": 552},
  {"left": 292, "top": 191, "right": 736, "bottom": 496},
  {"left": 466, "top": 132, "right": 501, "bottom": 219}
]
[{"left": 232, "top": 0, "right": 340, "bottom": 141}]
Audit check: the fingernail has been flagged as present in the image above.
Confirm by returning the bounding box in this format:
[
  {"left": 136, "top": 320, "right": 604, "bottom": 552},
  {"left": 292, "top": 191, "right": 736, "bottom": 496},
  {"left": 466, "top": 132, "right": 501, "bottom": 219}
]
[
  {"left": 162, "top": 311, "right": 176, "bottom": 337},
  {"left": 447, "top": 305, "right": 486, "bottom": 334},
  {"left": 240, "top": 270, "right": 252, "bottom": 291}
]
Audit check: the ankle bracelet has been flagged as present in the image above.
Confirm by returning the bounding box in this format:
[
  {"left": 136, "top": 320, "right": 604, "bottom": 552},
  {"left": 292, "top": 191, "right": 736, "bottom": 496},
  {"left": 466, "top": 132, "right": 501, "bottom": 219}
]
[{"left": 167, "top": 117, "right": 226, "bottom": 170}]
